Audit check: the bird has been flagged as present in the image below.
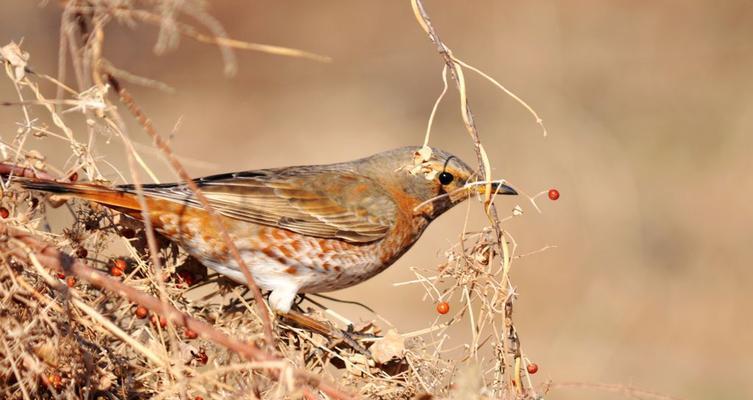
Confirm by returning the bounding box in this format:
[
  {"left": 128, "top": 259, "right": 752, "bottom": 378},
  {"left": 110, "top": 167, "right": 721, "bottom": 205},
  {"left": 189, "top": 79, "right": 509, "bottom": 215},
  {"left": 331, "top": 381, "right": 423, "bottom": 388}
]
[{"left": 18, "top": 146, "right": 516, "bottom": 313}]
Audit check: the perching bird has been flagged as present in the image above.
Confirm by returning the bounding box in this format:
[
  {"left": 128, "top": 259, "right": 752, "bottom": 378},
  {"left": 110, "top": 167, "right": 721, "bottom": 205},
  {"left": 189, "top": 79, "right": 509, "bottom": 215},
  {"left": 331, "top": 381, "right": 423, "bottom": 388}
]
[{"left": 19, "top": 146, "right": 516, "bottom": 313}]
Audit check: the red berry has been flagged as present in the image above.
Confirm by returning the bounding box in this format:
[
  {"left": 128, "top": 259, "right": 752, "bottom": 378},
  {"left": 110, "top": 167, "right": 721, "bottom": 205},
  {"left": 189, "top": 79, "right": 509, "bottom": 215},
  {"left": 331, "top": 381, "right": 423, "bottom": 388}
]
[
  {"left": 135, "top": 306, "right": 148, "bottom": 319},
  {"left": 68, "top": 171, "right": 78, "bottom": 182},
  {"left": 114, "top": 259, "right": 127, "bottom": 270},
  {"left": 527, "top": 362, "right": 539, "bottom": 374},
  {"left": 195, "top": 350, "right": 208, "bottom": 365},
  {"left": 0, "top": 207, "right": 9, "bottom": 219},
  {"left": 111, "top": 259, "right": 126, "bottom": 276},
  {"left": 548, "top": 189, "right": 560, "bottom": 201},
  {"left": 66, "top": 276, "right": 76, "bottom": 287},
  {"left": 56, "top": 272, "right": 66, "bottom": 279},
  {"left": 195, "top": 396, "right": 204, "bottom": 400},
  {"left": 151, "top": 314, "right": 168, "bottom": 328},
  {"left": 184, "top": 329, "right": 198, "bottom": 339},
  {"left": 177, "top": 270, "right": 195, "bottom": 287},
  {"left": 436, "top": 301, "right": 450, "bottom": 315}
]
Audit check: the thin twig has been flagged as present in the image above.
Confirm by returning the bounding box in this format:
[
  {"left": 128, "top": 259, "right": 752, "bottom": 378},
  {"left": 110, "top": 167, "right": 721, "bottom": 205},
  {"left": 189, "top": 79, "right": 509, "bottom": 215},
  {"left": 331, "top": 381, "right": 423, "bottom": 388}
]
[
  {"left": 111, "top": 79, "right": 275, "bottom": 346},
  {"left": 0, "top": 223, "right": 356, "bottom": 400}
]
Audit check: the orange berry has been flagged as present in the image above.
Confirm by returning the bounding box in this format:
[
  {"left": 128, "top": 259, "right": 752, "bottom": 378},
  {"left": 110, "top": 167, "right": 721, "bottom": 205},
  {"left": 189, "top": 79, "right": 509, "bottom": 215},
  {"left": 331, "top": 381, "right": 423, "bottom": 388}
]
[
  {"left": 151, "top": 314, "right": 168, "bottom": 328},
  {"left": 47, "top": 373, "right": 63, "bottom": 390},
  {"left": 436, "top": 301, "right": 450, "bottom": 315},
  {"left": 114, "top": 259, "right": 127, "bottom": 270},
  {"left": 548, "top": 189, "right": 560, "bottom": 201},
  {"left": 134, "top": 306, "right": 148, "bottom": 319},
  {"left": 195, "top": 396, "right": 204, "bottom": 400},
  {"left": 185, "top": 329, "right": 198, "bottom": 339},
  {"left": 0, "top": 207, "right": 9, "bottom": 219},
  {"left": 66, "top": 276, "right": 76, "bottom": 287},
  {"left": 110, "top": 259, "right": 126, "bottom": 276},
  {"left": 110, "top": 265, "right": 123, "bottom": 276},
  {"left": 527, "top": 362, "right": 539, "bottom": 374}
]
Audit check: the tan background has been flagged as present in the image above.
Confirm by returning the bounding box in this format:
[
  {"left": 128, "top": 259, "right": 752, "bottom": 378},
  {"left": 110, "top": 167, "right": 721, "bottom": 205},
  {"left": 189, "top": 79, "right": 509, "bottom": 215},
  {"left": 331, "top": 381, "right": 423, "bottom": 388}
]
[{"left": 2, "top": 1, "right": 752, "bottom": 399}]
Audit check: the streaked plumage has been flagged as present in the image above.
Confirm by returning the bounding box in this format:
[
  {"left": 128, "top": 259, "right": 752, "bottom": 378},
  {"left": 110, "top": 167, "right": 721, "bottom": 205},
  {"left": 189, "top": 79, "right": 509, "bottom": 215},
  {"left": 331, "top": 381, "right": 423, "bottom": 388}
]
[{"left": 19, "top": 146, "right": 516, "bottom": 312}]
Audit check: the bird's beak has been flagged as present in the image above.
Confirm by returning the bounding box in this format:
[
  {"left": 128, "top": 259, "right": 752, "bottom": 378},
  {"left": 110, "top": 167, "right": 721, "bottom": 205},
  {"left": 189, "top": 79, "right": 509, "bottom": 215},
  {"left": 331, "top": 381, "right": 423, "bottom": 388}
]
[{"left": 477, "top": 181, "right": 518, "bottom": 196}]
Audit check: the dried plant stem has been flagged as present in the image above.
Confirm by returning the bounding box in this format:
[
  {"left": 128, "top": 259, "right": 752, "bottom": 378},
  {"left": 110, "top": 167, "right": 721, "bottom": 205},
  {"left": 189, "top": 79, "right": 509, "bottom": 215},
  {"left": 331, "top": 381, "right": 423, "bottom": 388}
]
[
  {"left": 111, "top": 80, "right": 275, "bottom": 346},
  {"left": 0, "top": 335, "right": 31, "bottom": 400},
  {"left": 422, "top": 64, "right": 449, "bottom": 148},
  {"left": 410, "top": 0, "right": 546, "bottom": 395},
  {"left": 18, "top": 244, "right": 170, "bottom": 366},
  {"left": 136, "top": 9, "right": 331, "bottom": 63},
  {"left": 0, "top": 163, "right": 58, "bottom": 180},
  {"left": 0, "top": 223, "right": 356, "bottom": 400},
  {"left": 410, "top": 0, "right": 506, "bottom": 235}
]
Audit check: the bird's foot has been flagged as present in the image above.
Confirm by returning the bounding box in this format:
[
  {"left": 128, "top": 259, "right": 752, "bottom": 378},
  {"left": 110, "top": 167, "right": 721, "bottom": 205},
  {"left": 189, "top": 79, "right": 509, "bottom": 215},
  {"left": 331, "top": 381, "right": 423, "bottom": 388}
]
[{"left": 280, "top": 310, "right": 373, "bottom": 358}]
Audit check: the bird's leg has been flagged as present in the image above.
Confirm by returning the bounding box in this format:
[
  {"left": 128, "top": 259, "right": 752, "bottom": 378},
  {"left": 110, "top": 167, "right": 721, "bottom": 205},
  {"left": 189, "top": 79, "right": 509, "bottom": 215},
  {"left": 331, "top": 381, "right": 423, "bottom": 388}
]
[
  {"left": 299, "top": 294, "right": 381, "bottom": 341},
  {"left": 279, "top": 309, "right": 372, "bottom": 357}
]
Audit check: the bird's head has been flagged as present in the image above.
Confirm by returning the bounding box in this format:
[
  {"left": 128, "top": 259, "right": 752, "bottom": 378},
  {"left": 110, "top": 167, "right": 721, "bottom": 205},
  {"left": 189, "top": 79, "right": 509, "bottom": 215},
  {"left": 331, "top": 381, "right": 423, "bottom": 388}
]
[{"left": 356, "top": 146, "right": 517, "bottom": 220}]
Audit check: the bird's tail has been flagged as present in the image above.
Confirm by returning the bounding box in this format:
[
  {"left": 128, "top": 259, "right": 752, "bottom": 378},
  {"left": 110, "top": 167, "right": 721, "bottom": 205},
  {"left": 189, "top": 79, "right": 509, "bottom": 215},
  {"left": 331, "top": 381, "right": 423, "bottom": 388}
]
[{"left": 17, "top": 178, "right": 142, "bottom": 211}]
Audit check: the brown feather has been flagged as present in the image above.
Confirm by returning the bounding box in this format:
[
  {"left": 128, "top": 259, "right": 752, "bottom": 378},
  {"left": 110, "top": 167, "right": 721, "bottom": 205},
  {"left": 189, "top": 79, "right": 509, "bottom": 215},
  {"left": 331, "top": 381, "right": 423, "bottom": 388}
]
[{"left": 119, "top": 169, "right": 398, "bottom": 243}]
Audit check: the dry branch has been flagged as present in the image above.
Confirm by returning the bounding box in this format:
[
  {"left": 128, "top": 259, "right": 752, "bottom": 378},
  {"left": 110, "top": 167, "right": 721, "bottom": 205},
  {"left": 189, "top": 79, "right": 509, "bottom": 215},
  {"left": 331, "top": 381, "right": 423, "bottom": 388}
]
[
  {"left": 0, "top": 222, "right": 355, "bottom": 400},
  {"left": 411, "top": 0, "right": 530, "bottom": 396},
  {"left": 111, "top": 78, "right": 275, "bottom": 347}
]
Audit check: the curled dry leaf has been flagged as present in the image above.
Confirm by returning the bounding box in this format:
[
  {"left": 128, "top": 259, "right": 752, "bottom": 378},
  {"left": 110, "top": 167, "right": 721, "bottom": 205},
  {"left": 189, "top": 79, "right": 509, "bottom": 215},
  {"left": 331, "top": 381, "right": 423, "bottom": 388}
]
[
  {"left": 406, "top": 146, "right": 438, "bottom": 180},
  {"left": 33, "top": 342, "right": 59, "bottom": 368},
  {"left": 345, "top": 353, "right": 372, "bottom": 374},
  {"left": 370, "top": 329, "right": 405, "bottom": 365},
  {"left": 68, "top": 84, "right": 110, "bottom": 115},
  {"left": 25, "top": 150, "right": 46, "bottom": 161},
  {"left": 98, "top": 373, "right": 115, "bottom": 391},
  {"left": 0, "top": 41, "right": 30, "bottom": 80},
  {"left": 414, "top": 146, "right": 433, "bottom": 164}
]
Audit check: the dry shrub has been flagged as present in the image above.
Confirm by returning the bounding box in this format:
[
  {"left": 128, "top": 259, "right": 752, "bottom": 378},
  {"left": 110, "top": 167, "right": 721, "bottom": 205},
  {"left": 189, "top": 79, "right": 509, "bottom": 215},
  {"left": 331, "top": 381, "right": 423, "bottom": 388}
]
[{"left": 0, "top": 1, "right": 548, "bottom": 399}]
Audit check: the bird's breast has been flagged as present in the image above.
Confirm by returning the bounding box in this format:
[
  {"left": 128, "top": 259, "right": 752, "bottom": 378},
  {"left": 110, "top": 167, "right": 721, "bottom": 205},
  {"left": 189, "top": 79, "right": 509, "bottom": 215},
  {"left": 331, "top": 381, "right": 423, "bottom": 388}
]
[{"left": 151, "top": 208, "right": 428, "bottom": 293}]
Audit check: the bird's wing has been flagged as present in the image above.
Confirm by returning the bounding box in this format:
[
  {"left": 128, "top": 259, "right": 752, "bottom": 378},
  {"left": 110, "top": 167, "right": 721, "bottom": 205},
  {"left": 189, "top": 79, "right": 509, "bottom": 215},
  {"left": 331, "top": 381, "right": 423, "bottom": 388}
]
[{"left": 119, "top": 168, "right": 397, "bottom": 243}]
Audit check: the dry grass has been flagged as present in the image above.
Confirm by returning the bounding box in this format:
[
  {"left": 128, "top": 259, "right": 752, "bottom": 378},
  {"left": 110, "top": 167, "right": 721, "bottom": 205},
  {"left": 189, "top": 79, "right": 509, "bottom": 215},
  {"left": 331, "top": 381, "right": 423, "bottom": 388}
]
[{"left": 0, "top": 1, "right": 589, "bottom": 399}]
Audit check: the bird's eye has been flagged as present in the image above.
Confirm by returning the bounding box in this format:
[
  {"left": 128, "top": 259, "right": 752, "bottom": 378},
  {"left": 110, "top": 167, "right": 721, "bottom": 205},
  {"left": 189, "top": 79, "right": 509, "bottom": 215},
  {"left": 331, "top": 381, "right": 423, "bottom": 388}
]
[{"left": 438, "top": 171, "right": 454, "bottom": 185}]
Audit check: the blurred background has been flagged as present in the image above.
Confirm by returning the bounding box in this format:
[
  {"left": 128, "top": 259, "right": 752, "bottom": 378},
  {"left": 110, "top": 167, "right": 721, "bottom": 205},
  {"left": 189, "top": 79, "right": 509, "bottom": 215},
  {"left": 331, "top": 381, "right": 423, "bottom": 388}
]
[{"left": 2, "top": 1, "right": 752, "bottom": 399}]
